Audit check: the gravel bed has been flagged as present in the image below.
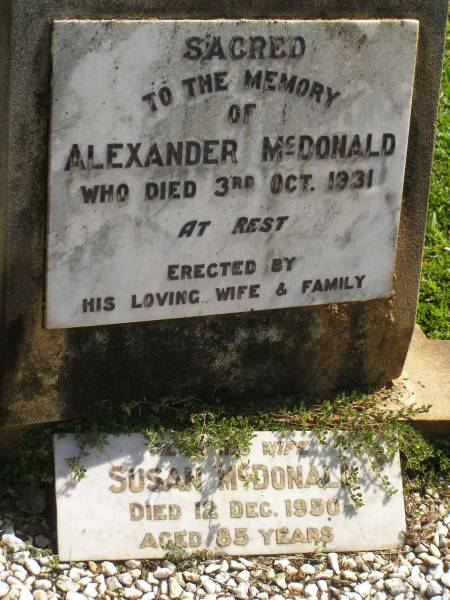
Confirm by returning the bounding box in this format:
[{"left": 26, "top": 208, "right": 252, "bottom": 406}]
[{"left": 0, "top": 488, "right": 448, "bottom": 600}]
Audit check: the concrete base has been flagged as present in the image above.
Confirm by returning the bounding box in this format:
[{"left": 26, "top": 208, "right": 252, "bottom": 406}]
[
  {"left": 392, "top": 324, "right": 450, "bottom": 433},
  {"left": 0, "top": 325, "right": 448, "bottom": 463}
]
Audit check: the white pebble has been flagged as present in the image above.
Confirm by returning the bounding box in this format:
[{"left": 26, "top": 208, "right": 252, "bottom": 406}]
[
  {"left": 32, "top": 592, "right": 47, "bottom": 600},
  {"left": 1, "top": 534, "right": 25, "bottom": 552},
  {"left": 12, "top": 553, "right": 29, "bottom": 564},
  {"left": 215, "top": 572, "right": 229, "bottom": 584},
  {"left": 354, "top": 582, "right": 372, "bottom": 598},
  {"left": 84, "top": 582, "right": 98, "bottom": 598},
  {"left": 101, "top": 561, "right": 117, "bottom": 576},
  {"left": 328, "top": 553, "right": 341, "bottom": 575},
  {"left": 315, "top": 569, "right": 333, "bottom": 580},
  {"left": 125, "top": 560, "right": 141, "bottom": 569},
  {"left": 124, "top": 588, "right": 143, "bottom": 600},
  {"left": 368, "top": 571, "right": 384, "bottom": 583},
  {"left": 236, "top": 570, "right": 250, "bottom": 582},
  {"left": 154, "top": 567, "right": 173, "bottom": 580},
  {"left": 130, "top": 568, "right": 142, "bottom": 579},
  {"left": 384, "top": 578, "right": 407, "bottom": 595},
  {"left": 204, "top": 563, "right": 220, "bottom": 575},
  {"left": 169, "top": 577, "right": 183, "bottom": 599},
  {"left": 426, "top": 581, "right": 443, "bottom": 596},
  {"left": 407, "top": 575, "right": 425, "bottom": 590},
  {"left": 301, "top": 564, "right": 316, "bottom": 576},
  {"left": 182, "top": 571, "right": 199, "bottom": 583},
  {"left": 285, "top": 564, "right": 298, "bottom": 576},
  {"left": 273, "top": 559, "right": 290, "bottom": 571},
  {"left": 136, "top": 580, "right": 152, "bottom": 593},
  {"left": 288, "top": 582, "right": 304, "bottom": 594},
  {"left": 98, "top": 582, "right": 107, "bottom": 596},
  {"left": 201, "top": 577, "right": 216, "bottom": 594},
  {"left": 428, "top": 562, "right": 444, "bottom": 579},
  {"left": 147, "top": 573, "right": 159, "bottom": 585},
  {"left": 305, "top": 582, "right": 319, "bottom": 597},
  {"left": 342, "top": 570, "right": 358, "bottom": 582},
  {"left": 33, "top": 580, "right": 51, "bottom": 591},
  {"left": 66, "top": 593, "right": 87, "bottom": 600},
  {"left": 19, "top": 590, "right": 33, "bottom": 600},
  {"left": 56, "top": 579, "right": 80, "bottom": 593},
  {"left": 420, "top": 554, "right": 441, "bottom": 567},
  {"left": 239, "top": 558, "right": 255, "bottom": 570},
  {"left": 429, "top": 544, "right": 441, "bottom": 558},
  {"left": 436, "top": 522, "right": 448, "bottom": 537},
  {"left": 442, "top": 572, "right": 450, "bottom": 587},
  {"left": 106, "top": 576, "right": 121, "bottom": 592},
  {"left": 275, "top": 572, "right": 287, "bottom": 589},
  {"left": 234, "top": 581, "right": 249, "bottom": 599},
  {"left": 118, "top": 572, "right": 133, "bottom": 586}
]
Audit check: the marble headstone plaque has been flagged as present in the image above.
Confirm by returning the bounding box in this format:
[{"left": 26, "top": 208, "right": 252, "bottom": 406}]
[
  {"left": 47, "top": 19, "right": 418, "bottom": 328},
  {"left": 54, "top": 432, "right": 406, "bottom": 561}
]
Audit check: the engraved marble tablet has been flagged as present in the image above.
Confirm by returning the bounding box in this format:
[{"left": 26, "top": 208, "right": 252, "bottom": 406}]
[
  {"left": 47, "top": 19, "right": 418, "bottom": 328},
  {"left": 54, "top": 432, "right": 406, "bottom": 560}
]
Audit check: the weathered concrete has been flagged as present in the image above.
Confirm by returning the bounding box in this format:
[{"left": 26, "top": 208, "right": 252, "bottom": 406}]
[
  {"left": 393, "top": 325, "right": 450, "bottom": 434},
  {"left": 0, "top": 0, "right": 448, "bottom": 430}
]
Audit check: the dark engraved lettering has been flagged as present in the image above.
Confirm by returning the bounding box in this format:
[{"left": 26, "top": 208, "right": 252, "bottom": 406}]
[
  {"left": 279, "top": 73, "right": 297, "bottom": 93},
  {"left": 249, "top": 36, "right": 267, "bottom": 59},
  {"left": 87, "top": 144, "right": 103, "bottom": 169},
  {"left": 182, "top": 76, "right": 196, "bottom": 97},
  {"left": 290, "top": 36, "right": 306, "bottom": 58},
  {"left": 244, "top": 69, "right": 262, "bottom": 89},
  {"left": 64, "top": 144, "right": 85, "bottom": 170},
  {"left": 124, "top": 143, "right": 143, "bottom": 168},
  {"left": 106, "top": 143, "right": 123, "bottom": 168},
  {"left": 183, "top": 36, "right": 202, "bottom": 60},
  {"left": 229, "top": 36, "right": 245, "bottom": 59},
  {"left": 269, "top": 36, "right": 286, "bottom": 59},
  {"left": 204, "top": 37, "right": 226, "bottom": 60},
  {"left": 81, "top": 185, "right": 99, "bottom": 203}
]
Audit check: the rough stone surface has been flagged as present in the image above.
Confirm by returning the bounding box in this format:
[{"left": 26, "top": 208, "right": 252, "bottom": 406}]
[{"left": 0, "top": 0, "right": 447, "bottom": 432}]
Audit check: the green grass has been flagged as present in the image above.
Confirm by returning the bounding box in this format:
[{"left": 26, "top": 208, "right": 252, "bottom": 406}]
[{"left": 417, "top": 23, "right": 450, "bottom": 339}]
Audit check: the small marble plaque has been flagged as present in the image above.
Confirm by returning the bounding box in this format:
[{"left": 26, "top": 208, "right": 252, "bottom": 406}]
[
  {"left": 54, "top": 432, "right": 406, "bottom": 561},
  {"left": 47, "top": 19, "right": 418, "bottom": 328}
]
